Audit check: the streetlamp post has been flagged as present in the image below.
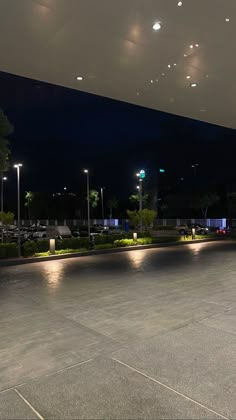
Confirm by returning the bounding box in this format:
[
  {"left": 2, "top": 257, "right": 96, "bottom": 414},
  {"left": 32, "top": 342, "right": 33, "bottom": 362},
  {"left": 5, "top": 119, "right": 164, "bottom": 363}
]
[
  {"left": 136, "top": 170, "right": 145, "bottom": 232},
  {"left": 14, "top": 163, "right": 23, "bottom": 257},
  {"left": 0, "top": 176, "right": 7, "bottom": 243},
  {"left": 1, "top": 176, "right": 7, "bottom": 213},
  {"left": 84, "top": 169, "right": 90, "bottom": 238},
  {"left": 100, "top": 187, "right": 104, "bottom": 224},
  {"left": 192, "top": 163, "right": 199, "bottom": 177}
]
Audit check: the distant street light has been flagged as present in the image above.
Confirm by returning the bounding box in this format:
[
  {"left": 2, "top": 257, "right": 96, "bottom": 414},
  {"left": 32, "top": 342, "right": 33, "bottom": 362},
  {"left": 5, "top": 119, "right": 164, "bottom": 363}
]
[
  {"left": 84, "top": 169, "right": 90, "bottom": 238},
  {"left": 1, "top": 176, "right": 7, "bottom": 213},
  {"left": 192, "top": 163, "right": 199, "bottom": 177},
  {"left": 14, "top": 163, "right": 23, "bottom": 257}
]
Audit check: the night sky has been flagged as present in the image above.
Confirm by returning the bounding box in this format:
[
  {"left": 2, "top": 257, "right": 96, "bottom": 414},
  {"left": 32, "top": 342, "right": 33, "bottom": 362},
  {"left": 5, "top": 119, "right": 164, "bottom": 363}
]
[{"left": 0, "top": 70, "right": 236, "bottom": 202}]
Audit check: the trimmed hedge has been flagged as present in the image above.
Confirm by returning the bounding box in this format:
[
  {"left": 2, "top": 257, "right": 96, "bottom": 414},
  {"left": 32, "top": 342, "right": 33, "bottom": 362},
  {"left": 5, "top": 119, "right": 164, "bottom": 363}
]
[
  {"left": 114, "top": 237, "right": 153, "bottom": 247},
  {"left": 23, "top": 238, "right": 90, "bottom": 257},
  {"left": 0, "top": 243, "right": 18, "bottom": 259},
  {"left": 93, "top": 232, "right": 150, "bottom": 245}
]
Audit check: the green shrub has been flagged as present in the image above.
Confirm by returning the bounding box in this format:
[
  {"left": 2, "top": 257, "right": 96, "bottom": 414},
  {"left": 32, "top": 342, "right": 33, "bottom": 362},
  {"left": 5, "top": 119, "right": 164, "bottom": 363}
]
[
  {"left": 23, "top": 238, "right": 90, "bottom": 257},
  {"left": 0, "top": 243, "right": 18, "bottom": 259},
  {"left": 114, "top": 237, "right": 153, "bottom": 247},
  {"left": 95, "top": 243, "right": 117, "bottom": 250},
  {"left": 56, "top": 237, "right": 90, "bottom": 250},
  {"left": 23, "top": 240, "right": 49, "bottom": 257}
]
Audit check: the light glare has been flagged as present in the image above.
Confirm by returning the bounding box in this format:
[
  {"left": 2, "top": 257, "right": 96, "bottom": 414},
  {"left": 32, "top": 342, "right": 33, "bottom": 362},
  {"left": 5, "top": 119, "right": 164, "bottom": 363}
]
[{"left": 153, "top": 22, "right": 161, "bottom": 31}]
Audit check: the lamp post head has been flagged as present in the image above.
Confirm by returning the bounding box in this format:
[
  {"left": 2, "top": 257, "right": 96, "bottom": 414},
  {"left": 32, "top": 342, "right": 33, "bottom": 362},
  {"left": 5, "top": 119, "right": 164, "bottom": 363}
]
[
  {"left": 2, "top": 177, "right": 7, "bottom": 181},
  {"left": 84, "top": 169, "right": 89, "bottom": 174},
  {"left": 14, "top": 163, "right": 23, "bottom": 168}
]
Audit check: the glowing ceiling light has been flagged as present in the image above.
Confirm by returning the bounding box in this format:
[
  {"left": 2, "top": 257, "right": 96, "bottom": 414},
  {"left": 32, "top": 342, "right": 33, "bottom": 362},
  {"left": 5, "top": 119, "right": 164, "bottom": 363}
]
[
  {"left": 186, "top": 75, "right": 191, "bottom": 79},
  {"left": 155, "top": 79, "right": 159, "bottom": 82},
  {"left": 225, "top": 18, "right": 230, "bottom": 22},
  {"left": 177, "top": 1, "right": 183, "bottom": 6},
  {"left": 195, "top": 43, "right": 199, "bottom": 47},
  {"left": 162, "top": 73, "right": 165, "bottom": 76},
  {"left": 184, "top": 53, "right": 187, "bottom": 57},
  {"left": 153, "top": 22, "right": 161, "bottom": 31},
  {"left": 150, "top": 79, "right": 154, "bottom": 83},
  {"left": 76, "top": 76, "right": 83, "bottom": 81},
  {"left": 190, "top": 82, "right": 198, "bottom": 87},
  {"left": 173, "top": 63, "right": 177, "bottom": 66},
  {"left": 190, "top": 45, "right": 194, "bottom": 49},
  {"left": 168, "top": 64, "right": 171, "bottom": 68}
]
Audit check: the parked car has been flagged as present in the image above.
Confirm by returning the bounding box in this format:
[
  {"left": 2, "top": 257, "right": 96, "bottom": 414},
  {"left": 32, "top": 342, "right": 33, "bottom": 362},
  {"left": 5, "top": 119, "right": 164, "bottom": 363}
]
[
  {"left": 216, "top": 227, "right": 229, "bottom": 235},
  {"left": 176, "top": 224, "right": 209, "bottom": 235}
]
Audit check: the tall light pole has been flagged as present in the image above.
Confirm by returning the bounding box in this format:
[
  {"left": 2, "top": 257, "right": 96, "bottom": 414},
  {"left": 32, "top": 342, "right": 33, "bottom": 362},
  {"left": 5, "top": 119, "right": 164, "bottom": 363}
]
[
  {"left": 84, "top": 169, "right": 90, "bottom": 238},
  {"left": 1, "top": 176, "right": 7, "bottom": 213},
  {"left": 0, "top": 176, "right": 7, "bottom": 243},
  {"left": 192, "top": 163, "right": 199, "bottom": 177},
  {"left": 136, "top": 170, "right": 145, "bottom": 232},
  {"left": 100, "top": 187, "right": 104, "bottom": 224},
  {"left": 14, "top": 163, "right": 23, "bottom": 257}
]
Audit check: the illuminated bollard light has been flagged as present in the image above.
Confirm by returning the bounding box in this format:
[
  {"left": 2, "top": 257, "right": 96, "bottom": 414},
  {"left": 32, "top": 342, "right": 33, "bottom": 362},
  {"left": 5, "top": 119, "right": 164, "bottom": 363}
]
[{"left": 50, "top": 238, "right": 56, "bottom": 254}]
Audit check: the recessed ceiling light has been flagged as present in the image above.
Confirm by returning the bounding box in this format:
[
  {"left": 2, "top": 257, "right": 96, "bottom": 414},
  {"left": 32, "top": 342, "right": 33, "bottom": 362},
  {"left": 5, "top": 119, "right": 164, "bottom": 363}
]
[
  {"left": 153, "top": 22, "right": 161, "bottom": 31},
  {"left": 225, "top": 18, "right": 230, "bottom": 22},
  {"left": 168, "top": 64, "right": 171, "bottom": 68},
  {"left": 173, "top": 63, "right": 177, "bottom": 66},
  {"left": 190, "top": 82, "right": 198, "bottom": 87},
  {"left": 190, "top": 45, "right": 194, "bottom": 49},
  {"left": 162, "top": 73, "right": 165, "bottom": 76},
  {"left": 184, "top": 54, "right": 187, "bottom": 57},
  {"left": 150, "top": 79, "right": 154, "bottom": 83},
  {"left": 76, "top": 76, "right": 83, "bottom": 81},
  {"left": 177, "top": 1, "right": 183, "bottom": 6},
  {"left": 195, "top": 43, "right": 199, "bottom": 47},
  {"left": 186, "top": 75, "right": 191, "bottom": 79},
  {"left": 155, "top": 79, "right": 159, "bottom": 82}
]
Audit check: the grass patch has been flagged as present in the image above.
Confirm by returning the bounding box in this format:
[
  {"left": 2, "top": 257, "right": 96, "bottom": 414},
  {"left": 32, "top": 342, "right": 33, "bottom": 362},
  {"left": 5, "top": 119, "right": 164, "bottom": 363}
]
[{"left": 35, "top": 248, "right": 87, "bottom": 257}]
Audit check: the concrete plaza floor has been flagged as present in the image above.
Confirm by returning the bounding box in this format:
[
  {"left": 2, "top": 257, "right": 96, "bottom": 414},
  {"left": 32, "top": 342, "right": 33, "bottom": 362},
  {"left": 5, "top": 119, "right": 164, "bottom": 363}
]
[{"left": 0, "top": 241, "right": 236, "bottom": 419}]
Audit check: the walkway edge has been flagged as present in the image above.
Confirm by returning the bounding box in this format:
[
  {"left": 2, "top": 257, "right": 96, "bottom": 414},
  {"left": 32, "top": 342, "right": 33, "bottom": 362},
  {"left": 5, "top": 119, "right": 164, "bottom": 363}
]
[{"left": 0, "top": 238, "right": 225, "bottom": 267}]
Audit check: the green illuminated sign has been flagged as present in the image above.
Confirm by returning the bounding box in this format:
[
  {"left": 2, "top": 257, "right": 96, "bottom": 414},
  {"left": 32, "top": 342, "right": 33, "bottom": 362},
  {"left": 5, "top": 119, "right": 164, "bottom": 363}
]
[{"left": 139, "top": 170, "right": 146, "bottom": 179}]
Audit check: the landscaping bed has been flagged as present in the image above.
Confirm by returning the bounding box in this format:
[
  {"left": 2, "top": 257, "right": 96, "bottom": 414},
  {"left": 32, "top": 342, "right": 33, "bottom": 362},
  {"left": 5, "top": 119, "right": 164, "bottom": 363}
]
[{"left": 0, "top": 233, "right": 225, "bottom": 259}]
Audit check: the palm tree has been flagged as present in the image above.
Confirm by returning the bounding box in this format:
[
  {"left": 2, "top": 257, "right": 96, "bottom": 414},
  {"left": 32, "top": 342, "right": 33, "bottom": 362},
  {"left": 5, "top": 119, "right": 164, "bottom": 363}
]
[
  {"left": 107, "top": 198, "right": 118, "bottom": 219},
  {"left": 25, "top": 191, "right": 34, "bottom": 219}
]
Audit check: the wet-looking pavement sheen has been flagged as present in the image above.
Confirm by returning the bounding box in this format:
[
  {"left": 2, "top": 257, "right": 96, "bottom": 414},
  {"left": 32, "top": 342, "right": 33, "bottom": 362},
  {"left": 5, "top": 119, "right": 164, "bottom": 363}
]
[{"left": 0, "top": 241, "right": 236, "bottom": 419}]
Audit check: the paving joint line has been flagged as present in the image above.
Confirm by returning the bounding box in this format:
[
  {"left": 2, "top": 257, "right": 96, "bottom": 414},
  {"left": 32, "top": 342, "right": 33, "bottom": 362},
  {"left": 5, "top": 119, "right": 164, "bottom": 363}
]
[
  {"left": 14, "top": 388, "right": 44, "bottom": 420},
  {"left": 111, "top": 357, "right": 229, "bottom": 420},
  {"left": 0, "top": 358, "right": 93, "bottom": 395}
]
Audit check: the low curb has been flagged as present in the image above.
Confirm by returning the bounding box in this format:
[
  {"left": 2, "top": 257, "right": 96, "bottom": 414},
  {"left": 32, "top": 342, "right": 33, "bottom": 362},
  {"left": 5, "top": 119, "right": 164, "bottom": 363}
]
[{"left": 0, "top": 238, "right": 223, "bottom": 267}]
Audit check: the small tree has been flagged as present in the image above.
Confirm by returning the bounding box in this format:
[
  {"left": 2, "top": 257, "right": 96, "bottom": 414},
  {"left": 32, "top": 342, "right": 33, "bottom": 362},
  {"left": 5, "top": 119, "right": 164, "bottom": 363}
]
[
  {"left": 129, "top": 193, "right": 149, "bottom": 209},
  {"left": 0, "top": 211, "right": 14, "bottom": 242},
  {"left": 127, "top": 210, "right": 141, "bottom": 228},
  {"left": 141, "top": 209, "right": 157, "bottom": 229},
  {"left": 199, "top": 193, "right": 220, "bottom": 218},
  {"left": 89, "top": 190, "right": 99, "bottom": 217},
  {"left": 25, "top": 191, "right": 34, "bottom": 219}
]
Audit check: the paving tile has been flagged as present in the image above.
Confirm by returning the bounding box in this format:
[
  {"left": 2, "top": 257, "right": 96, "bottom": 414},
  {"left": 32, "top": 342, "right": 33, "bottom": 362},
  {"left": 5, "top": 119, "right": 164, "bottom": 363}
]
[
  {"left": 113, "top": 323, "right": 236, "bottom": 419},
  {"left": 0, "top": 390, "right": 38, "bottom": 419},
  {"left": 17, "top": 357, "right": 221, "bottom": 419}
]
